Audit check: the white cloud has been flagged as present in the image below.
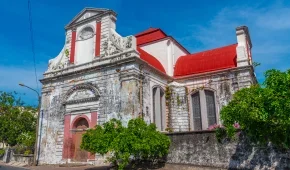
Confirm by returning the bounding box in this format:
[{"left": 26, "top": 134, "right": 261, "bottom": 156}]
[{"left": 179, "top": 2, "right": 290, "bottom": 82}]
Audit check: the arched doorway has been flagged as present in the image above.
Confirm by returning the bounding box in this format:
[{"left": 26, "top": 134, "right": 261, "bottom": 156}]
[{"left": 72, "top": 117, "right": 89, "bottom": 162}]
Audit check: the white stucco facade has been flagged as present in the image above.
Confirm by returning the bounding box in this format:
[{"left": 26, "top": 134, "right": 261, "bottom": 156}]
[{"left": 38, "top": 7, "right": 257, "bottom": 165}]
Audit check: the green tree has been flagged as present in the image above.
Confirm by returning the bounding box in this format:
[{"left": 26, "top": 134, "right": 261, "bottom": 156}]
[
  {"left": 220, "top": 69, "right": 290, "bottom": 149},
  {"left": 0, "top": 91, "right": 37, "bottom": 149},
  {"left": 81, "top": 118, "right": 171, "bottom": 170}
]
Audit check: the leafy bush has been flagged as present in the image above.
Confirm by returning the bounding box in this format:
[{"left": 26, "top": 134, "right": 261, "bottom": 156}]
[
  {"left": 0, "top": 91, "right": 37, "bottom": 147},
  {"left": 17, "top": 132, "right": 36, "bottom": 149},
  {"left": 220, "top": 69, "right": 290, "bottom": 149},
  {"left": 208, "top": 123, "right": 239, "bottom": 142},
  {"left": 81, "top": 118, "right": 171, "bottom": 170},
  {"left": 24, "top": 150, "right": 32, "bottom": 155},
  {"left": 0, "top": 148, "right": 5, "bottom": 156}
]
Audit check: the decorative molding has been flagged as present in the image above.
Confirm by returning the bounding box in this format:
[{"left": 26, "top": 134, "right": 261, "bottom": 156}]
[
  {"left": 47, "top": 47, "right": 70, "bottom": 71},
  {"left": 66, "top": 96, "right": 99, "bottom": 105},
  {"left": 63, "top": 83, "right": 100, "bottom": 105},
  {"left": 41, "top": 50, "right": 139, "bottom": 82},
  {"left": 77, "top": 26, "right": 95, "bottom": 41},
  {"left": 100, "top": 29, "right": 135, "bottom": 58}
]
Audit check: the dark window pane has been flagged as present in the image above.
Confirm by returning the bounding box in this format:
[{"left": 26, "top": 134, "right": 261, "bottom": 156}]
[
  {"left": 191, "top": 92, "right": 202, "bottom": 130},
  {"left": 205, "top": 90, "right": 217, "bottom": 126}
]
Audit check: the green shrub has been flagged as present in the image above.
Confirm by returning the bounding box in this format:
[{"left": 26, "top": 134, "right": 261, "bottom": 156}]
[
  {"left": 24, "top": 150, "right": 32, "bottom": 155},
  {"left": 17, "top": 132, "right": 36, "bottom": 149},
  {"left": 0, "top": 148, "right": 5, "bottom": 156},
  {"left": 81, "top": 118, "right": 171, "bottom": 170},
  {"left": 220, "top": 69, "right": 290, "bottom": 149}
]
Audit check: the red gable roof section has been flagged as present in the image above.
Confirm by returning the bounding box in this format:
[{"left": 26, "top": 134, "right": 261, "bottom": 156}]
[
  {"left": 135, "top": 28, "right": 167, "bottom": 45},
  {"left": 174, "top": 44, "right": 238, "bottom": 77},
  {"left": 137, "top": 47, "right": 166, "bottom": 73}
]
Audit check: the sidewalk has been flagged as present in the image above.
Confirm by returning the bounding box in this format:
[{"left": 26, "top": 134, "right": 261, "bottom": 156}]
[
  {"left": 28, "top": 164, "right": 225, "bottom": 170},
  {"left": 0, "top": 161, "right": 29, "bottom": 170}
]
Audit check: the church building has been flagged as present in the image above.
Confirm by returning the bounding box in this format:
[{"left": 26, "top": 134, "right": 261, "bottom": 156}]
[{"left": 38, "top": 8, "right": 256, "bottom": 164}]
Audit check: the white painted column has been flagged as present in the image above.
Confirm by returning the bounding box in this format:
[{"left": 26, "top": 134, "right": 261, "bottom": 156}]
[
  {"left": 154, "top": 88, "right": 161, "bottom": 131},
  {"left": 167, "top": 40, "right": 173, "bottom": 76},
  {"left": 200, "top": 90, "right": 209, "bottom": 130}
]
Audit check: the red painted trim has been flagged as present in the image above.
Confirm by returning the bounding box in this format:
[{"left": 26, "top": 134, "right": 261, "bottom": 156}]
[
  {"left": 70, "top": 30, "right": 76, "bottom": 63},
  {"left": 71, "top": 115, "right": 91, "bottom": 129},
  {"left": 95, "top": 22, "right": 101, "bottom": 57},
  {"left": 90, "top": 112, "right": 98, "bottom": 128},
  {"left": 62, "top": 114, "right": 71, "bottom": 159}
]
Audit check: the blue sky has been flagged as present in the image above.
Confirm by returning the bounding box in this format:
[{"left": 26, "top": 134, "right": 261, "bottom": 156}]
[{"left": 0, "top": 0, "right": 289, "bottom": 106}]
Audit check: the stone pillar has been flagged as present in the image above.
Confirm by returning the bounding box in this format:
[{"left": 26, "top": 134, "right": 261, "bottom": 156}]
[{"left": 236, "top": 26, "right": 252, "bottom": 67}]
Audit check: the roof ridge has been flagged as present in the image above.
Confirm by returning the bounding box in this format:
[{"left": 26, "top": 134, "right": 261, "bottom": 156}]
[
  {"left": 186, "top": 43, "right": 237, "bottom": 57},
  {"left": 135, "top": 28, "right": 160, "bottom": 37}
]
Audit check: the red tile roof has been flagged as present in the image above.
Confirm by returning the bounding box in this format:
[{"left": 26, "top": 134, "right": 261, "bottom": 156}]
[
  {"left": 137, "top": 47, "right": 166, "bottom": 73},
  {"left": 135, "top": 28, "right": 167, "bottom": 45},
  {"left": 174, "top": 44, "right": 238, "bottom": 77},
  {"left": 135, "top": 28, "right": 160, "bottom": 36}
]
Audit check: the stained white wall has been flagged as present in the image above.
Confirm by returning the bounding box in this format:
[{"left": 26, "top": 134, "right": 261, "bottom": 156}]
[
  {"left": 140, "top": 40, "right": 168, "bottom": 73},
  {"left": 173, "top": 42, "right": 188, "bottom": 66},
  {"left": 75, "top": 20, "right": 96, "bottom": 65},
  {"left": 140, "top": 38, "right": 188, "bottom": 76}
]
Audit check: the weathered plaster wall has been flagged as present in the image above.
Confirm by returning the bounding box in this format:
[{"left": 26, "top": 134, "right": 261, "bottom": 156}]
[
  {"left": 167, "top": 67, "right": 255, "bottom": 132},
  {"left": 39, "top": 62, "right": 142, "bottom": 164},
  {"left": 168, "top": 85, "right": 189, "bottom": 132},
  {"left": 145, "top": 68, "right": 168, "bottom": 125},
  {"left": 166, "top": 131, "right": 290, "bottom": 169}
]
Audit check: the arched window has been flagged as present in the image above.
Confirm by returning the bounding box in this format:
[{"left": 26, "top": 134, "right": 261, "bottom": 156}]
[
  {"left": 153, "top": 86, "right": 166, "bottom": 131},
  {"left": 205, "top": 90, "right": 217, "bottom": 126},
  {"left": 191, "top": 92, "right": 202, "bottom": 130},
  {"left": 190, "top": 89, "right": 217, "bottom": 130}
]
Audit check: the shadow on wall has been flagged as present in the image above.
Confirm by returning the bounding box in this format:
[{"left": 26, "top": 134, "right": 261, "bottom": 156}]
[{"left": 229, "top": 132, "right": 290, "bottom": 169}]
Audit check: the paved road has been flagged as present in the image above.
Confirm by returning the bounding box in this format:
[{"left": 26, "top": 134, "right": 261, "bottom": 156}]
[{"left": 0, "top": 165, "right": 27, "bottom": 170}]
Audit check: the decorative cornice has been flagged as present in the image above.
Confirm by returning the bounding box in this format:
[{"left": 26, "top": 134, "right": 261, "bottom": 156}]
[
  {"left": 41, "top": 50, "right": 139, "bottom": 83},
  {"left": 65, "top": 96, "right": 99, "bottom": 105}
]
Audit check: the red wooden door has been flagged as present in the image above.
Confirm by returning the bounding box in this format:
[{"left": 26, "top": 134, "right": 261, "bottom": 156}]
[{"left": 72, "top": 118, "right": 89, "bottom": 162}]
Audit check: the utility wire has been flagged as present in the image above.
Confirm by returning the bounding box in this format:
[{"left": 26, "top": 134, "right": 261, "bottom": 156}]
[{"left": 27, "top": 0, "right": 39, "bottom": 91}]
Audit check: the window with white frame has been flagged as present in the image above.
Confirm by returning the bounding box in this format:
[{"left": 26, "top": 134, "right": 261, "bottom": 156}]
[
  {"left": 153, "top": 86, "right": 166, "bottom": 131},
  {"left": 190, "top": 89, "right": 217, "bottom": 130}
]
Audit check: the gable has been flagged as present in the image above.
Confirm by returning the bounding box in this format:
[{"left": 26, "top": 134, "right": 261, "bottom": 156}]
[
  {"left": 65, "top": 8, "right": 112, "bottom": 29},
  {"left": 75, "top": 11, "right": 100, "bottom": 23}
]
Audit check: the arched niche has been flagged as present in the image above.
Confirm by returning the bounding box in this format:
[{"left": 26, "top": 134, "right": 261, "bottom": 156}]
[
  {"left": 63, "top": 83, "right": 100, "bottom": 114},
  {"left": 75, "top": 25, "right": 95, "bottom": 64}
]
